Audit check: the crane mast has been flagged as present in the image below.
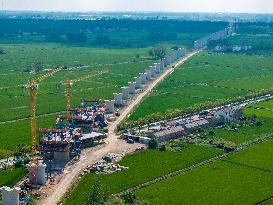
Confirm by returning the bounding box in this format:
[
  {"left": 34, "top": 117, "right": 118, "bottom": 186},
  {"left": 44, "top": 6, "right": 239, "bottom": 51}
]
[
  {"left": 66, "top": 80, "right": 72, "bottom": 110},
  {"left": 29, "top": 66, "right": 64, "bottom": 160},
  {"left": 30, "top": 78, "right": 37, "bottom": 156}
]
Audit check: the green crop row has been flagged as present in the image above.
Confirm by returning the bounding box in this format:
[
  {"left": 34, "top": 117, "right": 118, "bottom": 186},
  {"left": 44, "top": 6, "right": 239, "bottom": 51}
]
[
  {"left": 64, "top": 144, "right": 222, "bottom": 205},
  {"left": 0, "top": 45, "right": 154, "bottom": 122},
  {"left": 136, "top": 138, "right": 273, "bottom": 205},
  {"left": 0, "top": 168, "right": 27, "bottom": 187},
  {"left": 0, "top": 114, "right": 57, "bottom": 155}
]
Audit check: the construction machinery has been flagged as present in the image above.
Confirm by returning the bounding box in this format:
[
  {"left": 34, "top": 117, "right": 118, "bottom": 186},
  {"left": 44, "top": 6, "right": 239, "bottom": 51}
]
[
  {"left": 37, "top": 126, "right": 82, "bottom": 162},
  {"left": 115, "top": 109, "right": 121, "bottom": 116},
  {"left": 68, "top": 105, "right": 108, "bottom": 132},
  {"left": 66, "top": 71, "right": 108, "bottom": 110},
  {"left": 37, "top": 128, "right": 70, "bottom": 152},
  {"left": 29, "top": 66, "right": 64, "bottom": 160}
]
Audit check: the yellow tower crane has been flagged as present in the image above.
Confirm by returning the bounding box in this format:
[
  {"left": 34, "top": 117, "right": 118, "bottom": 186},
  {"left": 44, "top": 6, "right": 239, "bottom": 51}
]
[
  {"left": 66, "top": 70, "right": 108, "bottom": 110},
  {"left": 29, "top": 66, "right": 65, "bottom": 160}
]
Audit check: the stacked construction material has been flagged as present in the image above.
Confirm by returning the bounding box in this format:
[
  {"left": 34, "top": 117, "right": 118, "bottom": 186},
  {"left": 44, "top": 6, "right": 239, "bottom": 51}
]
[{"left": 87, "top": 153, "right": 128, "bottom": 174}]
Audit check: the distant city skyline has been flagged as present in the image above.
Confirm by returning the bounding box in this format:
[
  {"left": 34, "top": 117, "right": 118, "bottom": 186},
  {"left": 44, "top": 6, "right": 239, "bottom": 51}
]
[{"left": 1, "top": 0, "right": 273, "bottom": 13}]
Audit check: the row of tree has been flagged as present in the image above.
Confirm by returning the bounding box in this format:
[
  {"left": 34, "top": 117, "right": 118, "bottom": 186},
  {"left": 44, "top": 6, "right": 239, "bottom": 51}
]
[
  {"left": 47, "top": 31, "right": 88, "bottom": 44},
  {"left": 0, "top": 19, "right": 227, "bottom": 36},
  {"left": 237, "top": 22, "right": 273, "bottom": 35},
  {"left": 0, "top": 19, "right": 228, "bottom": 47},
  {"left": 47, "top": 31, "right": 176, "bottom": 47}
]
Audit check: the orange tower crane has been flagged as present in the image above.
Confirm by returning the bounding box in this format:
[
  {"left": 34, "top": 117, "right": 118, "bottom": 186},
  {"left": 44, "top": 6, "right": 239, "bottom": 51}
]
[
  {"left": 66, "top": 70, "right": 108, "bottom": 110},
  {"left": 30, "top": 66, "right": 65, "bottom": 159}
]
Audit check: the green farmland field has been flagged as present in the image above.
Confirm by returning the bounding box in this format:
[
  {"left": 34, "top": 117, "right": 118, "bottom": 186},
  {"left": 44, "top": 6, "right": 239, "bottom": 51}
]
[
  {"left": 0, "top": 44, "right": 155, "bottom": 122},
  {"left": 264, "top": 199, "right": 273, "bottom": 205},
  {"left": 136, "top": 139, "right": 273, "bottom": 205},
  {"left": 128, "top": 51, "right": 273, "bottom": 123},
  {"left": 0, "top": 168, "right": 27, "bottom": 187},
  {"left": 64, "top": 145, "right": 222, "bottom": 205},
  {"left": 0, "top": 115, "right": 57, "bottom": 158}
]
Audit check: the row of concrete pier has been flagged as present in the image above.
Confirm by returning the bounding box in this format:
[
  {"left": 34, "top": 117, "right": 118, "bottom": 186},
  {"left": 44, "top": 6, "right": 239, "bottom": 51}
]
[
  {"left": 194, "top": 24, "right": 235, "bottom": 49},
  {"left": 105, "top": 48, "right": 186, "bottom": 113}
]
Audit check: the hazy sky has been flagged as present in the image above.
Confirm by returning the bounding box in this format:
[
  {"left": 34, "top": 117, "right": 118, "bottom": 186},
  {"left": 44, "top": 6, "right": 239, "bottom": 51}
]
[{"left": 1, "top": 0, "right": 273, "bottom": 13}]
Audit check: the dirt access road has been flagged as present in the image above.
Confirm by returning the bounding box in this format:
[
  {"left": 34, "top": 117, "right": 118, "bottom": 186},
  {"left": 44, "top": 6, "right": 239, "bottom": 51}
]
[{"left": 39, "top": 50, "right": 199, "bottom": 205}]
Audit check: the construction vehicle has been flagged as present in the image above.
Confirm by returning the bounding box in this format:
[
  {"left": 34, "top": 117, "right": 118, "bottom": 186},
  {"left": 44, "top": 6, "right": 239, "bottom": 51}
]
[
  {"left": 127, "top": 138, "right": 134, "bottom": 144},
  {"left": 115, "top": 109, "right": 120, "bottom": 117},
  {"left": 29, "top": 66, "right": 64, "bottom": 161}
]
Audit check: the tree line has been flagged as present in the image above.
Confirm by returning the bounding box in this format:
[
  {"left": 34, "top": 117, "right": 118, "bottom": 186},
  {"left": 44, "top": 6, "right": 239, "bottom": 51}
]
[
  {"left": 0, "top": 19, "right": 227, "bottom": 35},
  {"left": 0, "top": 19, "right": 227, "bottom": 47},
  {"left": 237, "top": 22, "right": 273, "bottom": 34}
]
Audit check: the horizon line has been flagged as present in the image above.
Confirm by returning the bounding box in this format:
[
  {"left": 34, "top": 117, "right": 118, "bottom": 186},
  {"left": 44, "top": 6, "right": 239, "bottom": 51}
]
[{"left": 1, "top": 10, "right": 273, "bottom": 15}]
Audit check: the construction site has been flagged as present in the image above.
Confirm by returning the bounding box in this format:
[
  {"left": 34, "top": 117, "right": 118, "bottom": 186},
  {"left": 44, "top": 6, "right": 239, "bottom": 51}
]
[
  {"left": 0, "top": 48, "right": 186, "bottom": 205},
  {"left": 2, "top": 9, "right": 273, "bottom": 205}
]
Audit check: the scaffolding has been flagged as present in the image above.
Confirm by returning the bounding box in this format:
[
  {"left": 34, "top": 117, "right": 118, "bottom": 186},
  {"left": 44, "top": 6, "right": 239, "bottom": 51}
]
[{"left": 37, "top": 128, "right": 73, "bottom": 152}]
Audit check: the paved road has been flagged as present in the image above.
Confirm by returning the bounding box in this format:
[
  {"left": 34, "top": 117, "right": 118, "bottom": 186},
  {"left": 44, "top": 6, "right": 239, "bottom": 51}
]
[{"left": 38, "top": 50, "right": 199, "bottom": 205}]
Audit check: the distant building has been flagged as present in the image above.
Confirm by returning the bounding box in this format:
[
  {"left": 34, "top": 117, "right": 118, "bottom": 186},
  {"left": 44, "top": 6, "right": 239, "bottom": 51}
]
[
  {"left": 214, "top": 45, "right": 252, "bottom": 53},
  {"left": 232, "top": 45, "right": 242, "bottom": 52},
  {"left": 184, "top": 119, "right": 209, "bottom": 130},
  {"left": 232, "top": 45, "right": 252, "bottom": 52},
  {"left": 152, "top": 126, "right": 184, "bottom": 142},
  {"left": 79, "top": 132, "right": 105, "bottom": 147},
  {"left": 217, "top": 106, "right": 243, "bottom": 122},
  {"left": 214, "top": 45, "right": 226, "bottom": 52}
]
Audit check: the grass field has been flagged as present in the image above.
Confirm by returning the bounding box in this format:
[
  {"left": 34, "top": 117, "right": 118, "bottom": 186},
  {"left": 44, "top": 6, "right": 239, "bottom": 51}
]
[
  {"left": 64, "top": 144, "right": 222, "bottom": 205},
  {"left": 0, "top": 168, "right": 27, "bottom": 187},
  {"left": 136, "top": 139, "right": 273, "bottom": 205},
  {"left": 127, "top": 51, "right": 273, "bottom": 123}
]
